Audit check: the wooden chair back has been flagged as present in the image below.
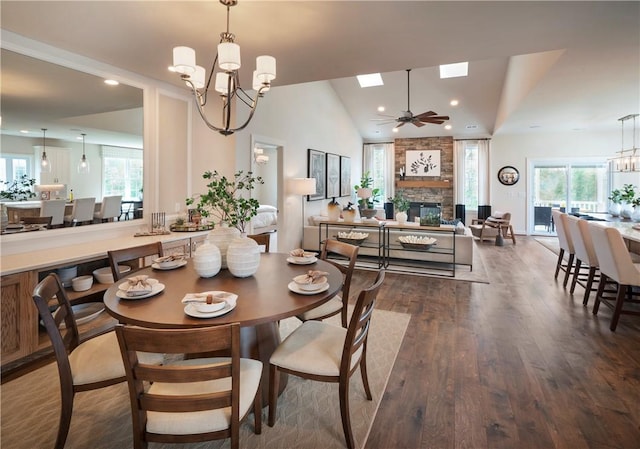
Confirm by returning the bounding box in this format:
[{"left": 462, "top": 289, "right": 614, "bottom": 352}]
[
  {"left": 248, "top": 233, "right": 270, "bottom": 252},
  {"left": 115, "top": 323, "right": 246, "bottom": 448},
  {"left": 320, "top": 238, "right": 359, "bottom": 326},
  {"left": 107, "top": 241, "right": 164, "bottom": 281}
]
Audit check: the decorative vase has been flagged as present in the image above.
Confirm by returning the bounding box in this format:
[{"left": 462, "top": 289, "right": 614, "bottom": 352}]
[
  {"left": 327, "top": 197, "right": 341, "bottom": 221},
  {"left": 632, "top": 206, "right": 640, "bottom": 222},
  {"left": 208, "top": 222, "right": 240, "bottom": 268},
  {"left": 226, "top": 235, "right": 261, "bottom": 278},
  {"left": 609, "top": 203, "right": 622, "bottom": 217},
  {"left": 193, "top": 241, "right": 221, "bottom": 278},
  {"left": 621, "top": 202, "right": 634, "bottom": 219},
  {"left": 343, "top": 208, "right": 356, "bottom": 223},
  {"left": 396, "top": 211, "right": 408, "bottom": 224}
]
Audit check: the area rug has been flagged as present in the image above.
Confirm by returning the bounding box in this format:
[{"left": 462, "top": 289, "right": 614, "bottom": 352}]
[
  {"left": 535, "top": 236, "right": 560, "bottom": 255},
  {"left": 1, "top": 309, "right": 410, "bottom": 449}
]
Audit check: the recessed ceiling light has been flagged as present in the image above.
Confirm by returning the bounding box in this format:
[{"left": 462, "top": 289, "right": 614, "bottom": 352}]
[
  {"left": 392, "top": 127, "right": 399, "bottom": 133},
  {"left": 104, "top": 79, "right": 119, "bottom": 86},
  {"left": 439, "top": 62, "right": 468, "bottom": 79},
  {"left": 356, "top": 73, "right": 383, "bottom": 88},
  {"left": 450, "top": 99, "right": 459, "bottom": 106},
  {"left": 20, "top": 129, "right": 29, "bottom": 134},
  {"left": 168, "top": 66, "right": 177, "bottom": 72},
  {"left": 444, "top": 124, "right": 452, "bottom": 130},
  {"left": 377, "top": 106, "right": 385, "bottom": 112}
]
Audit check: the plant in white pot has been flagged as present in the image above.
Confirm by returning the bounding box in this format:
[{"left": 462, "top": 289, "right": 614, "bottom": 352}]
[
  {"left": 620, "top": 184, "right": 636, "bottom": 219},
  {"left": 187, "top": 170, "right": 264, "bottom": 275},
  {"left": 608, "top": 188, "right": 623, "bottom": 216},
  {"left": 389, "top": 194, "right": 410, "bottom": 224}
]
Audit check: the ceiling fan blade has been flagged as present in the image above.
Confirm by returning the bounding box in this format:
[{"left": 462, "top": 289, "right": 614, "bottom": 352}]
[
  {"left": 411, "top": 120, "right": 426, "bottom": 127},
  {"left": 395, "top": 122, "right": 406, "bottom": 128},
  {"left": 415, "top": 111, "right": 437, "bottom": 119},
  {"left": 419, "top": 119, "right": 446, "bottom": 125},
  {"left": 376, "top": 121, "right": 396, "bottom": 126}
]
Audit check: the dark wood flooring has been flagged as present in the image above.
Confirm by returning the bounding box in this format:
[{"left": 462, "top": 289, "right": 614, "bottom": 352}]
[{"left": 353, "top": 236, "right": 640, "bottom": 449}]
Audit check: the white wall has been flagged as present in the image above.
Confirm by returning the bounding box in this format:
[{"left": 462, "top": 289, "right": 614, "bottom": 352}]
[
  {"left": 490, "top": 130, "right": 640, "bottom": 233},
  {"left": 236, "top": 80, "right": 363, "bottom": 251}
]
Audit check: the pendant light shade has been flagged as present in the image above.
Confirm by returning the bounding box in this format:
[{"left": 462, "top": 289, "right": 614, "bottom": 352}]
[
  {"left": 217, "top": 42, "right": 241, "bottom": 71},
  {"left": 40, "top": 128, "right": 51, "bottom": 173},
  {"left": 77, "top": 133, "right": 90, "bottom": 174}
]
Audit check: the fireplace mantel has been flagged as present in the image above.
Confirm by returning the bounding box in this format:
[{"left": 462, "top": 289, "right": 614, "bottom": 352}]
[{"left": 396, "top": 180, "right": 452, "bottom": 188}]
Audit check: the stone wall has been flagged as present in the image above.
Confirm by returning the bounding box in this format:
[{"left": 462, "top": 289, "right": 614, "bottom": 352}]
[{"left": 394, "top": 136, "right": 454, "bottom": 219}]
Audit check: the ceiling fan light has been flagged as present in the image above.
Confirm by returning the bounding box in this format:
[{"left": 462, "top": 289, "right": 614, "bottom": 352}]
[
  {"left": 172, "top": 46, "right": 196, "bottom": 74},
  {"left": 218, "top": 42, "right": 241, "bottom": 71},
  {"left": 256, "top": 55, "right": 276, "bottom": 82}
]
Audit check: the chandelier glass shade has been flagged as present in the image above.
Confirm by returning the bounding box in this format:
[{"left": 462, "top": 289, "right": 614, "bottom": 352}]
[
  {"left": 40, "top": 128, "right": 51, "bottom": 173},
  {"left": 171, "top": 0, "right": 276, "bottom": 136},
  {"left": 77, "top": 133, "right": 90, "bottom": 174},
  {"left": 610, "top": 114, "right": 639, "bottom": 172}
]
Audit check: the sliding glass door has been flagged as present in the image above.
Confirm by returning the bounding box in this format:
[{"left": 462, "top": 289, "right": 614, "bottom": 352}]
[{"left": 529, "top": 159, "right": 608, "bottom": 235}]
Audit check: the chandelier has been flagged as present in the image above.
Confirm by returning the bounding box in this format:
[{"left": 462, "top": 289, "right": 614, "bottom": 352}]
[
  {"left": 171, "top": 0, "right": 276, "bottom": 136},
  {"left": 610, "top": 114, "right": 639, "bottom": 172}
]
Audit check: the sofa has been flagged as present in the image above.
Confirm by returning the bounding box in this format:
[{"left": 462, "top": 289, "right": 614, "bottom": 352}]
[{"left": 302, "top": 215, "right": 474, "bottom": 270}]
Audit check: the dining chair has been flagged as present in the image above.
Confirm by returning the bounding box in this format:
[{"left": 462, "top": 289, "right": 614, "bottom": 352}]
[
  {"left": 94, "top": 195, "right": 122, "bottom": 222},
  {"left": 269, "top": 269, "right": 385, "bottom": 449},
  {"left": 551, "top": 209, "right": 575, "bottom": 287},
  {"left": 22, "top": 215, "right": 53, "bottom": 228},
  {"left": 248, "top": 233, "right": 271, "bottom": 252},
  {"left": 564, "top": 214, "right": 600, "bottom": 305},
  {"left": 31, "top": 273, "right": 162, "bottom": 449},
  {"left": 64, "top": 197, "right": 96, "bottom": 226},
  {"left": 115, "top": 322, "right": 263, "bottom": 449},
  {"left": 296, "top": 238, "right": 358, "bottom": 328},
  {"left": 587, "top": 223, "right": 640, "bottom": 331},
  {"left": 40, "top": 199, "right": 66, "bottom": 227},
  {"left": 107, "top": 241, "right": 164, "bottom": 281}
]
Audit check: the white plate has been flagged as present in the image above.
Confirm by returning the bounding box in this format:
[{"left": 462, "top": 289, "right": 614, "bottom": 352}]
[
  {"left": 116, "top": 282, "right": 165, "bottom": 300},
  {"left": 286, "top": 256, "right": 318, "bottom": 265},
  {"left": 184, "top": 301, "right": 236, "bottom": 318},
  {"left": 288, "top": 281, "right": 329, "bottom": 295},
  {"left": 151, "top": 259, "right": 188, "bottom": 270}
]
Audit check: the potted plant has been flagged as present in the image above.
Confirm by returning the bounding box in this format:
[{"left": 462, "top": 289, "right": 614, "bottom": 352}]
[
  {"left": 354, "top": 171, "right": 380, "bottom": 217},
  {"left": 608, "top": 188, "right": 623, "bottom": 216},
  {"left": 620, "top": 184, "right": 636, "bottom": 218},
  {"left": 0, "top": 175, "right": 36, "bottom": 202},
  {"left": 186, "top": 170, "right": 264, "bottom": 234},
  {"left": 388, "top": 194, "right": 410, "bottom": 223}
]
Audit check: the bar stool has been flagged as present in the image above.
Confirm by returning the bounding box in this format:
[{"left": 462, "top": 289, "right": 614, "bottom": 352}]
[
  {"left": 587, "top": 223, "right": 640, "bottom": 331},
  {"left": 564, "top": 215, "right": 600, "bottom": 305},
  {"left": 551, "top": 209, "right": 575, "bottom": 287}
]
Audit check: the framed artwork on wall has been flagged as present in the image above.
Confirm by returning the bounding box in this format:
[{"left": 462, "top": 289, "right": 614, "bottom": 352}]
[
  {"left": 340, "top": 156, "right": 351, "bottom": 197},
  {"left": 406, "top": 150, "right": 441, "bottom": 177},
  {"left": 326, "top": 153, "right": 340, "bottom": 198},
  {"left": 307, "top": 148, "right": 326, "bottom": 200}
]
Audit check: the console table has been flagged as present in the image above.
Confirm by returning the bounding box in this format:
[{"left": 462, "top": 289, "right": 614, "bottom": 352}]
[{"left": 319, "top": 220, "right": 385, "bottom": 269}]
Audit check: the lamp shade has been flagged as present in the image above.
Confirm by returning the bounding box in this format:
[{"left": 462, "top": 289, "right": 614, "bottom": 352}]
[
  {"left": 253, "top": 70, "right": 270, "bottom": 92},
  {"left": 172, "top": 46, "right": 196, "bottom": 74},
  {"left": 357, "top": 188, "right": 373, "bottom": 199},
  {"left": 256, "top": 55, "right": 276, "bottom": 82},
  {"left": 192, "top": 66, "right": 206, "bottom": 89},
  {"left": 218, "top": 42, "right": 241, "bottom": 71},
  {"left": 290, "top": 178, "right": 316, "bottom": 196},
  {"left": 215, "top": 72, "right": 231, "bottom": 94}
]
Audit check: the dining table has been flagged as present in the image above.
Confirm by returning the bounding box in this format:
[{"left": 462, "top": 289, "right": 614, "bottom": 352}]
[{"left": 103, "top": 252, "right": 343, "bottom": 401}]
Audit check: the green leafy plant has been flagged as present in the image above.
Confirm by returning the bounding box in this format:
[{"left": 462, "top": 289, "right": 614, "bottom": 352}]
[
  {"left": 608, "top": 188, "right": 623, "bottom": 204},
  {"left": 0, "top": 175, "right": 36, "bottom": 201},
  {"left": 620, "top": 184, "right": 636, "bottom": 203},
  {"left": 388, "top": 194, "right": 410, "bottom": 212},
  {"left": 354, "top": 171, "right": 380, "bottom": 208},
  {"left": 186, "top": 170, "right": 264, "bottom": 233}
]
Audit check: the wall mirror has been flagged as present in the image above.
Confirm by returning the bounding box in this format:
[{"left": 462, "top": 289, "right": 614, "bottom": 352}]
[
  {"left": 0, "top": 48, "right": 144, "bottom": 223},
  {"left": 497, "top": 165, "right": 520, "bottom": 186}
]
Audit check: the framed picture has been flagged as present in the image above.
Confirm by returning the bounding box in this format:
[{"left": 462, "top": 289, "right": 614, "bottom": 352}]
[
  {"left": 326, "top": 153, "right": 340, "bottom": 198},
  {"left": 497, "top": 165, "right": 520, "bottom": 185},
  {"left": 406, "top": 150, "right": 441, "bottom": 177},
  {"left": 340, "top": 156, "right": 351, "bottom": 197},
  {"left": 307, "top": 148, "right": 326, "bottom": 200}
]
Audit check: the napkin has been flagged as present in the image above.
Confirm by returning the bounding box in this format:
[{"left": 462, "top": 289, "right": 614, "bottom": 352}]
[
  {"left": 298, "top": 270, "right": 330, "bottom": 284},
  {"left": 289, "top": 248, "right": 306, "bottom": 257},
  {"left": 181, "top": 291, "right": 238, "bottom": 305},
  {"left": 124, "top": 275, "right": 153, "bottom": 297},
  {"left": 155, "top": 254, "right": 185, "bottom": 263}
]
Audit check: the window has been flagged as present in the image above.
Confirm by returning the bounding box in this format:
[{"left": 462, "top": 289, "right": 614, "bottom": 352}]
[
  {"left": 363, "top": 143, "right": 394, "bottom": 206},
  {"left": 0, "top": 154, "right": 31, "bottom": 191},
  {"left": 101, "top": 146, "right": 143, "bottom": 199},
  {"left": 454, "top": 140, "right": 489, "bottom": 211}
]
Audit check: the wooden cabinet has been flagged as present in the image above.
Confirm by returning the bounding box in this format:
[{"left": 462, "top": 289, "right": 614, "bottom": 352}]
[
  {"left": 35, "top": 146, "right": 71, "bottom": 186},
  {"left": 1, "top": 271, "right": 38, "bottom": 364}
]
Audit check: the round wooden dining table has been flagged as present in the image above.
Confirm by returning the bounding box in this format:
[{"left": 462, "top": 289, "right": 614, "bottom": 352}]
[{"left": 103, "top": 252, "right": 343, "bottom": 401}]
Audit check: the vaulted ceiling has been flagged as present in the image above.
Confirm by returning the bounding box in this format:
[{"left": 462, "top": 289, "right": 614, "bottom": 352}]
[{"left": 2, "top": 1, "right": 639, "bottom": 143}]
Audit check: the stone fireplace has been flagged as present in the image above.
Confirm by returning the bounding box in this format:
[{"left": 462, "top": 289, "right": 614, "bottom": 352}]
[{"left": 394, "top": 136, "right": 454, "bottom": 219}]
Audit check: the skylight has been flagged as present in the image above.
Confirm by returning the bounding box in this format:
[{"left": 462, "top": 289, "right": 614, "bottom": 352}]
[
  {"left": 439, "top": 62, "right": 468, "bottom": 79},
  {"left": 357, "top": 73, "right": 383, "bottom": 88}
]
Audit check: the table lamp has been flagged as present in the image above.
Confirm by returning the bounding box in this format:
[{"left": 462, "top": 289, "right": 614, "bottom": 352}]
[{"left": 290, "top": 178, "right": 316, "bottom": 247}]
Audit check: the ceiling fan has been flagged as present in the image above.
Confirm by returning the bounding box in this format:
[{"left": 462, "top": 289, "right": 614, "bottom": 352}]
[{"left": 373, "top": 69, "right": 449, "bottom": 129}]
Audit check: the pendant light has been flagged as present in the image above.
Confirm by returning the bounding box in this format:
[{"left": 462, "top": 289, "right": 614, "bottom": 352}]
[
  {"left": 40, "top": 128, "right": 51, "bottom": 173},
  {"left": 77, "top": 133, "right": 90, "bottom": 174}
]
